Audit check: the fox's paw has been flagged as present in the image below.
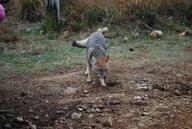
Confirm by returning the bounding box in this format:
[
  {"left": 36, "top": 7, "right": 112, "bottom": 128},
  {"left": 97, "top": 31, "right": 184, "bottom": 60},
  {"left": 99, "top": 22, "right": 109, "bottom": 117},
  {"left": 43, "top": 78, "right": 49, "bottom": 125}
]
[
  {"left": 101, "top": 82, "right": 106, "bottom": 87},
  {"left": 85, "top": 71, "right": 88, "bottom": 75},
  {"left": 87, "top": 79, "right": 92, "bottom": 83}
]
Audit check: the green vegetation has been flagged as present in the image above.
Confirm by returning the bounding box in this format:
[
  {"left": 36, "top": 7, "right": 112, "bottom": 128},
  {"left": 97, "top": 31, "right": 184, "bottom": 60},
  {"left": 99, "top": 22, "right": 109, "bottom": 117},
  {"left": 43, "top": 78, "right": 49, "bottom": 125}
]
[{"left": 0, "top": 25, "right": 191, "bottom": 79}]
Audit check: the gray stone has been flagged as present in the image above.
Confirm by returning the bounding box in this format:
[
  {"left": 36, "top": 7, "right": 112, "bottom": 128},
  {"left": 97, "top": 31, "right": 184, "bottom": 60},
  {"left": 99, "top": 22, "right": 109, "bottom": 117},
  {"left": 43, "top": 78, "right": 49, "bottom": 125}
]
[
  {"left": 4, "top": 123, "right": 12, "bottom": 129},
  {"left": 33, "top": 116, "right": 39, "bottom": 120},
  {"left": 71, "top": 112, "right": 81, "bottom": 119},
  {"left": 88, "top": 114, "right": 94, "bottom": 119},
  {"left": 102, "top": 117, "right": 113, "bottom": 127},
  {"left": 64, "top": 87, "right": 79, "bottom": 95},
  {"left": 29, "top": 123, "right": 37, "bottom": 129},
  {"left": 15, "top": 116, "right": 24, "bottom": 122}
]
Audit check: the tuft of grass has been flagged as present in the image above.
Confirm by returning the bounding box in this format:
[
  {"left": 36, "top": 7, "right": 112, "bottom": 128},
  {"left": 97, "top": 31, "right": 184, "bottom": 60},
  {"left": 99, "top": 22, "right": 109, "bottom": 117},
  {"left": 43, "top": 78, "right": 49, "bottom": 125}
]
[
  {"left": 0, "top": 24, "right": 20, "bottom": 43},
  {"left": 19, "top": 0, "right": 43, "bottom": 22},
  {"left": 43, "top": 10, "right": 60, "bottom": 33}
]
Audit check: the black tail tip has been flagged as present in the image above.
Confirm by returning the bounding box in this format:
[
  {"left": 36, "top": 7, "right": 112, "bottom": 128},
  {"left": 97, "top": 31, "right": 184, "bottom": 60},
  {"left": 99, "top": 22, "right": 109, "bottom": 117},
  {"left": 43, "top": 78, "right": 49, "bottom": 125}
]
[{"left": 71, "top": 40, "right": 77, "bottom": 47}]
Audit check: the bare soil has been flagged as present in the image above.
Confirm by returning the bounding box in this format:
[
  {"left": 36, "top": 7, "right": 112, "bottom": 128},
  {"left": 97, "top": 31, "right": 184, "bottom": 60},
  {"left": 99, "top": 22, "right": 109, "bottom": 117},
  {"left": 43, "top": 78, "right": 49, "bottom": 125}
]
[{"left": 0, "top": 55, "right": 192, "bottom": 129}]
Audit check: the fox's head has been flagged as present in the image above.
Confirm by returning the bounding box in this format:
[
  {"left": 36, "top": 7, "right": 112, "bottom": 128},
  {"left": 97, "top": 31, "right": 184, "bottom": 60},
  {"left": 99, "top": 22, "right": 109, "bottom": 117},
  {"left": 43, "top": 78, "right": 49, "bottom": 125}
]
[{"left": 93, "top": 55, "right": 110, "bottom": 80}]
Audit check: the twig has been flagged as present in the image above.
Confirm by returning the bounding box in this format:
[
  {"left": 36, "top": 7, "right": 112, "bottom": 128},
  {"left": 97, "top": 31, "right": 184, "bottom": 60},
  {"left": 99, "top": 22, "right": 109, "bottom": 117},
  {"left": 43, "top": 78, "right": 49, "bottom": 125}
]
[
  {"left": 133, "top": 20, "right": 141, "bottom": 33},
  {"left": 143, "top": 23, "right": 155, "bottom": 31}
]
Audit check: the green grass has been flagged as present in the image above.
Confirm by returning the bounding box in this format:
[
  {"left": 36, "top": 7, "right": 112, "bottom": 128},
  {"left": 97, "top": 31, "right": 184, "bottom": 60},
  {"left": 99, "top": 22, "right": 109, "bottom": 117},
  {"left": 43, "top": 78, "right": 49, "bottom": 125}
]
[{"left": 0, "top": 25, "right": 192, "bottom": 79}]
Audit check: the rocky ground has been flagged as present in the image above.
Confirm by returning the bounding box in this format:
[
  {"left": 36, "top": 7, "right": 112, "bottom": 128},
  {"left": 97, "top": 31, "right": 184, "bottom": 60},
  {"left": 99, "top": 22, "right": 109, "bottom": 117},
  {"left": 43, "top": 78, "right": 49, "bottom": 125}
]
[{"left": 0, "top": 53, "right": 192, "bottom": 129}]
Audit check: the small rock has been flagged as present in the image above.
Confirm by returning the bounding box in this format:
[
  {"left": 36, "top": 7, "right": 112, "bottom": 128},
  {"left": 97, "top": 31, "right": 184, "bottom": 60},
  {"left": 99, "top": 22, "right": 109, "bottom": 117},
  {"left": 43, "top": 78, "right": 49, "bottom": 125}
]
[
  {"left": 137, "top": 86, "right": 149, "bottom": 91},
  {"left": 95, "top": 118, "right": 100, "bottom": 123},
  {"left": 141, "top": 112, "right": 150, "bottom": 116},
  {"left": 155, "top": 105, "right": 170, "bottom": 112},
  {"left": 71, "top": 112, "right": 81, "bottom": 119},
  {"left": 3, "top": 123, "right": 12, "bottom": 129},
  {"left": 131, "top": 96, "right": 148, "bottom": 106},
  {"left": 29, "top": 123, "right": 37, "bottom": 129},
  {"left": 76, "top": 105, "right": 87, "bottom": 111},
  {"left": 150, "top": 30, "right": 163, "bottom": 39},
  {"left": 83, "top": 90, "right": 88, "bottom": 94},
  {"left": 104, "top": 32, "right": 117, "bottom": 38},
  {"left": 56, "top": 111, "right": 65, "bottom": 114},
  {"left": 29, "top": 109, "right": 34, "bottom": 113},
  {"left": 152, "top": 84, "right": 165, "bottom": 91},
  {"left": 123, "top": 37, "right": 128, "bottom": 42},
  {"left": 60, "top": 120, "right": 64, "bottom": 124},
  {"left": 45, "top": 114, "right": 49, "bottom": 118},
  {"left": 110, "top": 98, "right": 121, "bottom": 105},
  {"left": 133, "top": 96, "right": 142, "bottom": 100},
  {"left": 64, "top": 87, "right": 79, "bottom": 95},
  {"left": 15, "top": 116, "right": 24, "bottom": 122},
  {"left": 33, "top": 116, "right": 39, "bottom": 120},
  {"left": 95, "top": 108, "right": 102, "bottom": 113},
  {"left": 178, "top": 31, "right": 189, "bottom": 37},
  {"left": 174, "top": 89, "right": 181, "bottom": 96},
  {"left": 102, "top": 117, "right": 113, "bottom": 127},
  {"left": 88, "top": 114, "right": 94, "bottom": 119},
  {"left": 63, "top": 31, "right": 70, "bottom": 38}
]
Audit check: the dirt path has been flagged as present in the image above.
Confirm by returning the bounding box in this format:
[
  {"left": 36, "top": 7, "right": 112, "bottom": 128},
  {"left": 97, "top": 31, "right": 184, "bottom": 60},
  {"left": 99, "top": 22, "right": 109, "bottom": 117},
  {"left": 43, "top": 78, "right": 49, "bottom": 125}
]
[{"left": 0, "top": 57, "right": 192, "bottom": 129}]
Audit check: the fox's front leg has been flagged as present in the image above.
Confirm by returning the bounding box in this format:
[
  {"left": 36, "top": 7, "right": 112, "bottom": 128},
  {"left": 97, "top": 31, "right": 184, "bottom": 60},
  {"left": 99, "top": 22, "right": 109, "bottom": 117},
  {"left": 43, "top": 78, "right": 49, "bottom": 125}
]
[
  {"left": 86, "top": 64, "right": 92, "bottom": 83},
  {"left": 100, "top": 78, "right": 106, "bottom": 86},
  {"left": 85, "top": 64, "right": 89, "bottom": 75}
]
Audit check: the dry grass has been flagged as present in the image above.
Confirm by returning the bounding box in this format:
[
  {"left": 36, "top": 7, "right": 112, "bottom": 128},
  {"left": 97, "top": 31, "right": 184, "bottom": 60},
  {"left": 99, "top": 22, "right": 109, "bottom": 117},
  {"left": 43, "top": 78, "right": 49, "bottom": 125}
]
[
  {"left": 0, "top": 25, "right": 20, "bottom": 43},
  {"left": 18, "top": 0, "right": 43, "bottom": 22},
  {"left": 60, "top": 0, "right": 191, "bottom": 25}
]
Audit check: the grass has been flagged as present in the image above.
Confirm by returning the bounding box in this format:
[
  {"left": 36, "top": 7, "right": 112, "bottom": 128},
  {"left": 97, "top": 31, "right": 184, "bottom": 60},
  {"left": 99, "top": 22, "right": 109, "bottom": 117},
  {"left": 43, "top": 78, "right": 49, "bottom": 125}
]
[{"left": 0, "top": 24, "right": 192, "bottom": 79}]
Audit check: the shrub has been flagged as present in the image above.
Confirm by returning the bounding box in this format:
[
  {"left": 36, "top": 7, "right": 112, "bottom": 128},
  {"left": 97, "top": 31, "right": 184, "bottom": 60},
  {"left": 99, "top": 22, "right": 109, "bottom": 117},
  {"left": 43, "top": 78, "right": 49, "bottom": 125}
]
[
  {"left": 19, "top": 0, "right": 43, "bottom": 22},
  {"left": 133, "top": 8, "right": 157, "bottom": 27}
]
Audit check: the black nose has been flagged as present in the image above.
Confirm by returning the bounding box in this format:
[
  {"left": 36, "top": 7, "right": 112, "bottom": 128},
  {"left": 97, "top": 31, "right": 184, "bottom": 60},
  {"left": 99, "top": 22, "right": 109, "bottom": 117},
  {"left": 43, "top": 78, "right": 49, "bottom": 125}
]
[{"left": 103, "top": 76, "right": 107, "bottom": 80}]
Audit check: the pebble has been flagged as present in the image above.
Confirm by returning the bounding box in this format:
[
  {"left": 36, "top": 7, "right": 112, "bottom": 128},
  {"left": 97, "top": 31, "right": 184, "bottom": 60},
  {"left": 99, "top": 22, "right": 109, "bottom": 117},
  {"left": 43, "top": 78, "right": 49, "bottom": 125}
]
[
  {"left": 29, "top": 123, "right": 37, "bottom": 129},
  {"left": 71, "top": 112, "right": 81, "bottom": 119},
  {"left": 56, "top": 111, "right": 65, "bottom": 114},
  {"left": 88, "top": 114, "right": 94, "bottom": 119},
  {"left": 15, "top": 116, "right": 24, "bottom": 122},
  {"left": 102, "top": 117, "right": 113, "bottom": 127},
  {"left": 4, "top": 123, "right": 12, "bottom": 129},
  {"left": 29, "top": 108, "right": 34, "bottom": 113},
  {"left": 133, "top": 96, "right": 142, "bottom": 100},
  {"left": 45, "top": 114, "right": 49, "bottom": 118},
  {"left": 83, "top": 90, "right": 88, "bottom": 94},
  {"left": 33, "top": 116, "right": 39, "bottom": 120},
  {"left": 76, "top": 105, "right": 87, "bottom": 111},
  {"left": 131, "top": 96, "right": 148, "bottom": 106},
  {"left": 64, "top": 87, "right": 79, "bottom": 95}
]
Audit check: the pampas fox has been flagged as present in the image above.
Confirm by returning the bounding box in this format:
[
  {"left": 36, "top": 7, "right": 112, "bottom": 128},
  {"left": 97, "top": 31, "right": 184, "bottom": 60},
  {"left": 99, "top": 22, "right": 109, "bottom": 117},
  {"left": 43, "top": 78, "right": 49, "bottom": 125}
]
[{"left": 72, "top": 28, "right": 109, "bottom": 86}]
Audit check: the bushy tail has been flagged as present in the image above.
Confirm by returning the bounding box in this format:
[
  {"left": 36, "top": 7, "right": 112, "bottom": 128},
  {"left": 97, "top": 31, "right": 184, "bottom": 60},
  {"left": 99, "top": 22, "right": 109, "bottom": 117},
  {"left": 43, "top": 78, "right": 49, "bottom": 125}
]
[
  {"left": 71, "top": 38, "right": 88, "bottom": 48},
  {"left": 72, "top": 27, "right": 109, "bottom": 48}
]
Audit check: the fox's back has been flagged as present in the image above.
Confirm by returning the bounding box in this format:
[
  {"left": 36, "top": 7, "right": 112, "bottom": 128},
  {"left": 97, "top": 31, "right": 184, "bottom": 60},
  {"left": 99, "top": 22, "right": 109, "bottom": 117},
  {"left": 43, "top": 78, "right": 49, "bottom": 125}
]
[{"left": 87, "top": 32, "right": 107, "bottom": 50}]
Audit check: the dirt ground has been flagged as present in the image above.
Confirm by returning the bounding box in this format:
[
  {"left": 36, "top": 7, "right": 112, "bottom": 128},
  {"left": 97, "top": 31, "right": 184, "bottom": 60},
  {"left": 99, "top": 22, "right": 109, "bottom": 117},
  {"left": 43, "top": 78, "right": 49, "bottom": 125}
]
[{"left": 0, "top": 54, "right": 192, "bottom": 129}]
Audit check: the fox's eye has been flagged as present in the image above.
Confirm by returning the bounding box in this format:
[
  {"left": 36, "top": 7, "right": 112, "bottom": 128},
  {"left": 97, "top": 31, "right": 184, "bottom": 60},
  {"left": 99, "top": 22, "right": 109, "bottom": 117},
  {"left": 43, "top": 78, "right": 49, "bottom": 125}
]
[{"left": 97, "top": 68, "right": 102, "bottom": 71}]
